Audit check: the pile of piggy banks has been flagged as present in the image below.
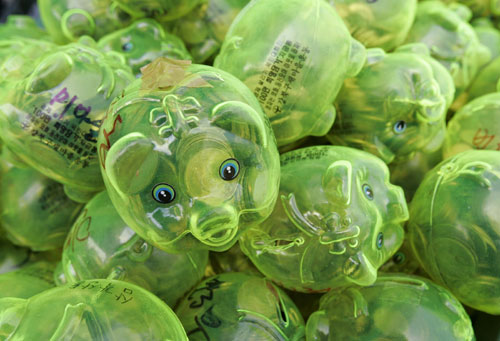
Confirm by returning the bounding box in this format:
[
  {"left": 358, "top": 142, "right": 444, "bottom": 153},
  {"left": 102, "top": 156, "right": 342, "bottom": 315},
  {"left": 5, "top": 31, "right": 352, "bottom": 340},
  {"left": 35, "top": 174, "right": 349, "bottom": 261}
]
[{"left": 1, "top": 0, "right": 500, "bottom": 339}]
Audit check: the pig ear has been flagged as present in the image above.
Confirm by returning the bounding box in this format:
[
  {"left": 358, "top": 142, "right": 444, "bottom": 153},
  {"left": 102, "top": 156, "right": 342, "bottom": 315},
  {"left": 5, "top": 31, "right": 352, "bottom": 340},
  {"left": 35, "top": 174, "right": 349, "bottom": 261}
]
[
  {"left": 105, "top": 133, "right": 159, "bottom": 195},
  {"left": 323, "top": 160, "right": 353, "bottom": 206},
  {"left": 346, "top": 38, "right": 367, "bottom": 77},
  {"left": 210, "top": 101, "right": 269, "bottom": 147},
  {"left": 61, "top": 9, "right": 96, "bottom": 42}
]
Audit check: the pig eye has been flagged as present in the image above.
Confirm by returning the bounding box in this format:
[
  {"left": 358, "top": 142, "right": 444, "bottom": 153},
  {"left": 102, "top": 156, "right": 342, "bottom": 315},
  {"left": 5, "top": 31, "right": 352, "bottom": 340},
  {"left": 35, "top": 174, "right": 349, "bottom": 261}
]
[
  {"left": 376, "top": 232, "right": 384, "bottom": 249},
  {"left": 362, "top": 184, "right": 374, "bottom": 200},
  {"left": 122, "top": 42, "right": 133, "bottom": 52},
  {"left": 219, "top": 159, "right": 240, "bottom": 181},
  {"left": 393, "top": 120, "right": 407, "bottom": 134},
  {"left": 152, "top": 183, "right": 176, "bottom": 204},
  {"left": 393, "top": 252, "right": 406, "bottom": 264}
]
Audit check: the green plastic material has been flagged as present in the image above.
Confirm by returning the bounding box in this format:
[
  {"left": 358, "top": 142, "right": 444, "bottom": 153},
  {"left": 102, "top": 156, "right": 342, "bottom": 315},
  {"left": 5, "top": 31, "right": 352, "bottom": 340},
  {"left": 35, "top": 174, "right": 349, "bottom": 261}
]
[
  {"left": 175, "top": 272, "right": 305, "bottom": 340},
  {"left": 331, "top": 0, "right": 417, "bottom": 51},
  {"left": 38, "top": 0, "right": 132, "bottom": 44},
  {"left": 306, "top": 274, "right": 474, "bottom": 340},
  {"left": 240, "top": 146, "right": 409, "bottom": 293},
  {"left": 0, "top": 164, "right": 82, "bottom": 251},
  {"left": 209, "top": 243, "right": 259, "bottom": 275},
  {"left": 98, "top": 19, "right": 192, "bottom": 77},
  {"left": 444, "top": 93, "right": 500, "bottom": 158},
  {"left": 405, "top": 1, "right": 490, "bottom": 96},
  {"left": 98, "top": 58, "right": 280, "bottom": 253},
  {"left": 62, "top": 191, "right": 208, "bottom": 307},
  {"left": 0, "top": 15, "right": 50, "bottom": 41},
  {"left": 0, "top": 240, "right": 30, "bottom": 275},
  {"left": 0, "top": 40, "right": 135, "bottom": 197},
  {"left": 214, "top": 0, "right": 366, "bottom": 147},
  {"left": 0, "top": 279, "right": 188, "bottom": 340},
  {"left": 113, "top": 0, "right": 203, "bottom": 22},
  {"left": 0, "top": 261, "right": 55, "bottom": 299},
  {"left": 408, "top": 150, "right": 500, "bottom": 314},
  {"left": 171, "top": 0, "right": 250, "bottom": 63},
  {"left": 328, "top": 44, "right": 453, "bottom": 164},
  {"left": 441, "top": 0, "right": 500, "bottom": 17}
]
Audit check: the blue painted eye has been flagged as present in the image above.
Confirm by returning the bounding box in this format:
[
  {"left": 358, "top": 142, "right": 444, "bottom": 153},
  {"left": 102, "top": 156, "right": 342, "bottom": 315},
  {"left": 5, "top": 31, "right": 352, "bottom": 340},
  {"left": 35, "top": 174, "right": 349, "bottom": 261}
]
[
  {"left": 394, "top": 120, "right": 407, "bottom": 134},
  {"left": 152, "top": 183, "right": 175, "bottom": 204},
  {"left": 362, "top": 184, "right": 374, "bottom": 200},
  {"left": 122, "top": 42, "right": 133, "bottom": 52},
  {"left": 376, "top": 232, "right": 384, "bottom": 249},
  {"left": 220, "top": 159, "right": 240, "bottom": 181}
]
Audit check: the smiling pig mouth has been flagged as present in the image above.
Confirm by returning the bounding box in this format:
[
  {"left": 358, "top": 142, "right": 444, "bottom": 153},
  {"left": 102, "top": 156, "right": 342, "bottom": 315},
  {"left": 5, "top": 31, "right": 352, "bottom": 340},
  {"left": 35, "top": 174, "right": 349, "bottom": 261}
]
[{"left": 189, "top": 215, "right": 239, "bottom": 248}]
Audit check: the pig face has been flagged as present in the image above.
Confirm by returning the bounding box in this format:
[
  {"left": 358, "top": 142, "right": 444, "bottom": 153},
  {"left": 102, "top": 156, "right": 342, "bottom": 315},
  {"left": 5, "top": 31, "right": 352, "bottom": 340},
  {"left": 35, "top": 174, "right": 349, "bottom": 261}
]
[
  {"left": 62, "top": 191, "right": 207, "bottom": 306},
  {"left": 113, "top": 0, "right": 202, "bottom": 21},
  {"left": 98, "top": 19, "right": 191, "bottom": 76},
  {"left": 329, "top": 46, "right": 453, "bottom": 164},
  {"left": 0, "top": 41, "right": 134, "bottom": 193},
  {"left": 99, "top": 60, "right": 280, "bottom": 252},
  {"left": 240, "top": 146, "right": 408, "bottom": 292}
]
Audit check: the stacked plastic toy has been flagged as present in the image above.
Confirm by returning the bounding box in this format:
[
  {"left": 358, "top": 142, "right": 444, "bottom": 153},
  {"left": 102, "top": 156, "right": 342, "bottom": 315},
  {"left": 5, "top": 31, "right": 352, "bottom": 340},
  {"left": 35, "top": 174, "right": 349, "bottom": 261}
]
[{"left": 0, "top": 0, "right": 499, "bottom": 339}]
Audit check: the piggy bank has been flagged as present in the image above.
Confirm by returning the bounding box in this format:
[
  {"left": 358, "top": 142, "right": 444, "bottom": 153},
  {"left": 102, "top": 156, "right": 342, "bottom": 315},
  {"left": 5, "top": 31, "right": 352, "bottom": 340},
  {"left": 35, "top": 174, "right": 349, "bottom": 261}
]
[
  {"left": 0, "top": 15, "right": 50, "bottom": 41},
  {"left": 444, "top": 93, "right": 500, "bottom": 158},
  {"left": 38, "top": 0, "right": 132, "bottom": 44},
  {"left": 62, "top": 191, "right": 208, "bottom": 307},
  {"left": 306, "top": 274, "right": 474, "bottom": 340},
  {"left": 113, "top": 0, "right": 203, "bottom": 21},
  {"left": 405, "top": 1, "right": 490, "bottom": 96},
  {"left": 175, "top": 273, "right": 305, "bottom": 340},
  {"left": 0, "top": 40, "right": 135, "bottom": 199},
  {"left": 330, "top": 0, "right": 417, "bottom": 51},
  {"left": 0, "top": 279, "right": 188, "bottom": 340},
  {"left": 0, "top": 262, "right": 55, "bottom": 299},
  {"left": 239, "top": 146, "right": 409, "bottom": 293},
  {"left": 171, "top": 0, "right": 250, "bottom": 63},
  {"left": 209, "top": 243, "right": 259, "bottom": 275},
  {"left": 98, "top": 19, "right": 191, "bottom": 77},
  {"left": 0, "top": 240, "right": 30, "bottom": 275},
  {"left": 408, "top": 150, "right": 500, "bottom": 314},
  {"left": 98, "top": 58, "right": 280, "bottom": 253},
  {"left": 0, "top": 164, "right": 82, "bottom": 251},
  {"left": 328, "top": 44, "right": 454, "bottom": 164},
  {"left": 441, "top": 0, "right": 500, "bottom": 17},
  {"left": 214, "top": 0, "right": 366, "bottom": 147}
]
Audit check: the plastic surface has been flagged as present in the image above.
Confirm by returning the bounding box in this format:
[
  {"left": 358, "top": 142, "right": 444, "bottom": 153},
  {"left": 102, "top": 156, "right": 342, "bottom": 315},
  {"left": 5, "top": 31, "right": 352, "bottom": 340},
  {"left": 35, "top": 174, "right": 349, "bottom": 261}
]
[
  {"left": 306, "top": 274, "right": 474, "bottom": 340},
  {"left": 408, "top": 150, "right": 500, "bottom": 314},
  {"left": 171, "top": 0, "right": 250, "bottom": 63},
  {"left": 331, "top": 0, "right": 417, "bottom": 51},
  {"left": 0, "top": 164, "right": 82, "bottom": 251},
  {"left": 0, "top": 261, "right": 55, "bottom": 299},
  {"left": 214, "top": 0, "right": 366, "bottom": 147},
  {"left": 113, "top": 0, "right": 203, "bottom": 21},
  {"left": 0, "top": 279, "right": 188, "bottom": 340},
  {"left": 0, "top": 40, "right": 135, "bottom": 197},
  {"left": 0, "top": 15, "right": 49, "bottom": 40},
  {"left": 328, "top": 44, "right": 453, "bottom": 164},
  {"left": 175, "top": 272, "right": 305, "bottom": 340},
  {"left": 444, "top": 93, "right": 500, "bottom": 158},
  {"left": 240, "top": 146, "right": 409, "bottom": 292},
  {"left": 209, "top": 243, "right": 259, "bottom": 275},
  {"left": 0, "top": 240, "right": 30, "bottom": 275},
  {"left": 38, "top": 0, "right": 132, "bottom": 43},
  {"left": 98, "top": 19, "right": 191, "bottom": 77},
  {"left": 98, "top": 58, "right": 279, "bottom": 253},
  {"left": 62, "top": 191, "right": 208, "bottom": 307}
]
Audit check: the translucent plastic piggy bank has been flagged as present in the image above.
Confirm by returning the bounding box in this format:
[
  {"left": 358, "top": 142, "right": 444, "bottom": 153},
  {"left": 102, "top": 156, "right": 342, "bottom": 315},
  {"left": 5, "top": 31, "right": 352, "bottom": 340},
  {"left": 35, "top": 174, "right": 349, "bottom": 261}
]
[
  {"left": 113, "top": 0, "right": 203, "bottom": 21},
  {"left": 409, "top": 150, "right": 500, "bottom": 314},
  {"left": 0, "top": 262, "right": 55, "bottom": 299},
  {"left": 0, "top": 40, "right": 135, "bottom": 199},
  {"left": 214, "top": 0, "right": 366, "bottom": 147},
  {"left": 0, "top": 279, "right": 187, "bottom": 340},
  {"left": 0, "top": 240, "right": 30, "bottom": 275},
  {"left": 328, "top": 44, "right": 454, "bottom": 164},
  {"left": 0, "top": 15, "right": 49, "bottom": 40},
  {"left": 239, "top": 146, "right": 409, "bottom": 293},
  {"left": 441, "top": 0, "right": 500, "bottom": 17},
  {"left": 171, "top": 0, "right": 250, "bottom": 63},
  {"left": 62, "top": 191, "right": 208, "bottom": 307},
  {"left": 98, "top": 19, "right": 191, "bottom": 77},
  {"left": 330, "top": 0, "right": 417, "bottom": 51},
  {"left": 98, "top": 58, "right": 280, "bottom": 253},
  {"left": 306, "top": 274, "right": 474, "bottom": 340},
  {"left": 444, "top": 93, "right": 500, "bottom": 158},
  {"left": 0, "top": 165, "right": 82, "bottom": 251},
  {"left": 175, "top": 273, "right": 305, "bottom": 340},
  {"left": 405, "top": 1, "right": 490, "bottom": 95}
]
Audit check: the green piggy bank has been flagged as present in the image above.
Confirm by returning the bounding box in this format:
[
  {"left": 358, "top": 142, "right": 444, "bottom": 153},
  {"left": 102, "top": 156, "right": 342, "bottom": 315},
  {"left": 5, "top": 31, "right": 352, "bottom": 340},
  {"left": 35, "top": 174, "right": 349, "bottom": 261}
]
[
  {"left": 113, "top": 0, "right": 203, "bottom": 22},
  {"left": 0, "top": 262, "right": 55, "bottom": 299},
  {"left": 98, "top": 58, "right": 280, "bottom": 253},
  {"left": 240, "top": 146, "right": 409, "bottom": 293}
]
